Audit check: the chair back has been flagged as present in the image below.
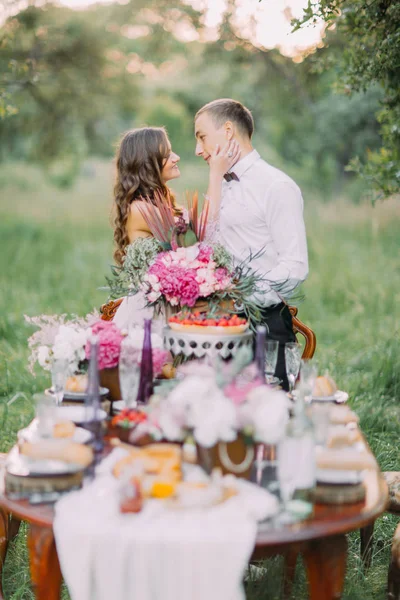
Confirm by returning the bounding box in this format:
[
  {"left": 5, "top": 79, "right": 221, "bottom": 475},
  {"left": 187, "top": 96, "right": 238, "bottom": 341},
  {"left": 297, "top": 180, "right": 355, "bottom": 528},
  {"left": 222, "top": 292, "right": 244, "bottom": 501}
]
[
  {"left": 100, "top": 299, "right": 317, "bottom": 359},
  {"left": 288, "top": 306, "right": 316, "bottom": 360},
  {"left": 100, "top": 298, "right": 124, "bottom": 321}
]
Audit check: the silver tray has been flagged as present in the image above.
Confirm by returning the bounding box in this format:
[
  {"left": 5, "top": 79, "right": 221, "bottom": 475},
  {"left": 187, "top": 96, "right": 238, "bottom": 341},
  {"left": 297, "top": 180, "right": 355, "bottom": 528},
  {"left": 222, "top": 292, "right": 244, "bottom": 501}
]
[{"left": 163, "top": 326, "right": 253, "bottom": 360}]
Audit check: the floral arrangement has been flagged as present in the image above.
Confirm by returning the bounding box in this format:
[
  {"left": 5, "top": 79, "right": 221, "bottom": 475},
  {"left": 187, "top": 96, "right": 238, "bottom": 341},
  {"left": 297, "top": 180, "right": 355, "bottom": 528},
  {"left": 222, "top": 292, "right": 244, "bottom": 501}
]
[
  {"left": 25, "top": 312, "right": 98, "bottom": 375},
  {"left": 26, "top": 314, "right": 169, "bottom": 378},
  {"left": 106, "top": 192, "right": 267, "bottom": 325},
  {"left": 144, "top": 243, "right": 232, "bottom": 308},
  {"left": 131, "top": 348, "right": 289, "bottom": 447},
  {"left": 133, "top": 375, "right": 289, "bottom": 448}
]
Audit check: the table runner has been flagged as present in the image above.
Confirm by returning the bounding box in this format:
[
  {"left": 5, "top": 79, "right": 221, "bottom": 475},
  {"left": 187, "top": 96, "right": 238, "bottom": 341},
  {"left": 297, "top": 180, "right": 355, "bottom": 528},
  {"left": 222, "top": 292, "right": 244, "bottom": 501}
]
[{"left": 54, "top": 449, "right": 278, "bottom": 600}]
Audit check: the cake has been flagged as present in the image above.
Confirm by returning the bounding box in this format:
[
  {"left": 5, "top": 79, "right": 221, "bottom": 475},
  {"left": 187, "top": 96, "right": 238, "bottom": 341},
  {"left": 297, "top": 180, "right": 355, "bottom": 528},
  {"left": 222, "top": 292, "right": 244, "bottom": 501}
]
[
  {"left": 65, "top": 374, "right": 88, "bottom": 393},
  {"left": 312, "top": 374, "right": 337, "bottom": 398},
  {"left": 168, "top": 312, "right": 249, "bottom": 335},
  {"left": 53, "top": 421, "right": 76, "bottom": 439}
]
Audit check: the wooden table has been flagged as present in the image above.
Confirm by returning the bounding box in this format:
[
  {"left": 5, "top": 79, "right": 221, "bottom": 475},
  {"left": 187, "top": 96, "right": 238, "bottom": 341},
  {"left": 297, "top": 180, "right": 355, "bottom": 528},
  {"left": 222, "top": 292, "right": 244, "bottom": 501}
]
[{"left": 0, "top": 467, "right": 388, "bottom": 600}]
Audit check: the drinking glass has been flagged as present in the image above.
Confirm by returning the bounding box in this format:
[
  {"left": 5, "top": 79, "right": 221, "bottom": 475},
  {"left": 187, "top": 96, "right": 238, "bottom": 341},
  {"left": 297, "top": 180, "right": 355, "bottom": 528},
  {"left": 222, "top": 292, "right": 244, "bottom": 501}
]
[
  {"left": 51, "top": 359, "right": 68, "bottom": 406},
  {"left": 119, "top": 337, "right": 141, "bottom": 408},
  {"left": 276, "top": 438, "right": 297, "bottom": 524},
  {"left": 265, "top": 340, "right": 279, "bottom": 384},
  {"left": 284, "top": 343, "right": 302, "bottom": 394},
  {"left": 34, "top": 393, "right": 56, "bottom": 438},
  {"left": 299, "top": 359, "right": 318, "bottom": 403}
]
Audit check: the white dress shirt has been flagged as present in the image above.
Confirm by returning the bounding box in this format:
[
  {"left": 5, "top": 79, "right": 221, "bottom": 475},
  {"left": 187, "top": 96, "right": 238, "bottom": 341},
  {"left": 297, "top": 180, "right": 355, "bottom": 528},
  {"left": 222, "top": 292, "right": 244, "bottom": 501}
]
[{"left": 219, "top": 149, "right": 308, "bottom": 307}]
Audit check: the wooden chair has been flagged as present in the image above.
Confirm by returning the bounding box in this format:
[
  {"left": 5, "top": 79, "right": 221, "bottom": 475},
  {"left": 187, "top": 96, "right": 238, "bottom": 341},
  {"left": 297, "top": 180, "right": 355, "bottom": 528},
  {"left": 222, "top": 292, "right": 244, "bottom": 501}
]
[
  {"left": 100, "top": 298, "right": 317, "bottom": 360},
  {"left": 288, "top": 306, "right": 316, "bottom": 360},
  {"left": 100, "top": 297, "right": 124, "bottom": 322}
]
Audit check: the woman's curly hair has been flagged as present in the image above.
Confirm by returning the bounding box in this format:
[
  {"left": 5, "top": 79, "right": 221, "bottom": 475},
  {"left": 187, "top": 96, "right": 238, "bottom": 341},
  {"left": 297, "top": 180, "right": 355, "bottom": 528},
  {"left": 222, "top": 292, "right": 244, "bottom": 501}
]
[{"left": 113, "top": 127, "right": 178, "bottom": 265}]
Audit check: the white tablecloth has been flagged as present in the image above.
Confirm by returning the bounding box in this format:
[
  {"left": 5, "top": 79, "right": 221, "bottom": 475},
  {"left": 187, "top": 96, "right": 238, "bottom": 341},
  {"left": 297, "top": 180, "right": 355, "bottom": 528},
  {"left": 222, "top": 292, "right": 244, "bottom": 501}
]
[{"left": 54, "top": 449, "right": 278, "bottom": 600}]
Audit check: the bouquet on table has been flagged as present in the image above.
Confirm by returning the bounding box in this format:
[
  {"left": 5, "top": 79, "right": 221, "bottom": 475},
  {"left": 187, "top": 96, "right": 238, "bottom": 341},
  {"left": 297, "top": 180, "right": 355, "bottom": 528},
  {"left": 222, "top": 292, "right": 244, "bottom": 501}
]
[
  {"left": 126, "top": 348, "right": 289, "bottom": 477},
  {"left": 25, "top": 313, "right": 169, "bottom": 380},
  {"left": 107, "top": 192, "right": 266, "bottom": 326}
]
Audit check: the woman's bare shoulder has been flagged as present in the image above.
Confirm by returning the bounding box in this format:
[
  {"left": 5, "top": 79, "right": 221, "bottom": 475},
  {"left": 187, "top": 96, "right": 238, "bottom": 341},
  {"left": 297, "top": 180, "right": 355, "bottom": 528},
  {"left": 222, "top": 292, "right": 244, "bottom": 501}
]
[{"left": 127, "top": 201, "right": 152, "bottom": 241}]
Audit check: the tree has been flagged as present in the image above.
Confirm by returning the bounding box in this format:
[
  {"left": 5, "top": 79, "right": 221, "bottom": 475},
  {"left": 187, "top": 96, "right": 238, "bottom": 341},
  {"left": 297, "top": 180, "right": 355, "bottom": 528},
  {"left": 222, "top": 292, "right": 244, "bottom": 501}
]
[{"left": 291, "top": 0, "right": 400, "bottom": 199}]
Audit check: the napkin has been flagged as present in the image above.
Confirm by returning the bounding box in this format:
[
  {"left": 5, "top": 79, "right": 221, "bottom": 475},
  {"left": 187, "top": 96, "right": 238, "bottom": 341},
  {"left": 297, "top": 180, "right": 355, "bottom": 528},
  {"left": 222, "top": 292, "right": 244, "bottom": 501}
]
[{"left": 54, "top": 449, "right": 278, "bottom": 600}]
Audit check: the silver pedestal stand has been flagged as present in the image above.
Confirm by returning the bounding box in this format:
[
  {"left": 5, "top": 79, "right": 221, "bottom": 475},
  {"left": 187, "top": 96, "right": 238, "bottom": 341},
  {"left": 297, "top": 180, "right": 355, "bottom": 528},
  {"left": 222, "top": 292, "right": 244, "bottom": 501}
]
[{"left": 163, "top": 326, "right": 253, "bottom": 360}]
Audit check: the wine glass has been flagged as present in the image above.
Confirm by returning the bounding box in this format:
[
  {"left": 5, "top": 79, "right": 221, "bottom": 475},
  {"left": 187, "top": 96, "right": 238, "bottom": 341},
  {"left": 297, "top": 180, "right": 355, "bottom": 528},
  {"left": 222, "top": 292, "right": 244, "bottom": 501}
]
[
  {"left": 34, "top": 393, "right": 56, "bottom": 438},
  {"left": 284, "top": 342, "right": 302, "bottom": 394},
  {"left": 119, "top": 337, "right": 141, "bottom": 408},
  {"left": 299, "top": 359, "right": 318, "bottom": 403},
  {"left": 276, "top": 438, "right": 297, "bottom": 524},
  {"left": 265, "top": 340, "right": 279, "bottom": 384},
  {"left": 51, "top": 359, "right": 68, "bottom": 406}
]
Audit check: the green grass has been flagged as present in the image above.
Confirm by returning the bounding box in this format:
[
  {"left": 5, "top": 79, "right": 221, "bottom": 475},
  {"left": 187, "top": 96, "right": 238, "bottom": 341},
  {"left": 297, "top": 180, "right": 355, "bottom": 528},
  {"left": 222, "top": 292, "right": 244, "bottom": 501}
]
[{"left": 1, "top": 159, "right": 399, "bottom": 598}]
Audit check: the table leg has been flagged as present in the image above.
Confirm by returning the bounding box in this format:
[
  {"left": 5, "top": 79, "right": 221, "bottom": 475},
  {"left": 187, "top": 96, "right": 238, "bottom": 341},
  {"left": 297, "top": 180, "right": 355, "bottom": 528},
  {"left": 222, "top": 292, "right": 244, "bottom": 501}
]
[
  {"left": 0, "top": 507, "right": 9, "bottom": 600},
  {"left": 304, "top": 534, "right": 347, "bottom": 600},
  {"left": 27, "top": 524, "right": 62, "bottom": 600},
  {"left": 360, "top": 522, "right": 375, "bottom": 570}
]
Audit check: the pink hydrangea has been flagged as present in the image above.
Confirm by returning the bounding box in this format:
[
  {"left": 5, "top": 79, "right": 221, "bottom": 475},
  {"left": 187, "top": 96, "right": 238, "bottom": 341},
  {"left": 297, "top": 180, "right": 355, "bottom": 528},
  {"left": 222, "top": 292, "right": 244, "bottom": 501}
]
[{"left": 85, "top": 320, "right": 124, "bottom": 370}]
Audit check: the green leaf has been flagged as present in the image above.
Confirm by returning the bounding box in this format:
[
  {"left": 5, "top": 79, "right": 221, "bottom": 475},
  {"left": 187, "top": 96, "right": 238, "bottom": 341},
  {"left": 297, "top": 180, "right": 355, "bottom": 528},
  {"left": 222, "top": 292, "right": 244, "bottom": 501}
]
[{"left": 182, "top": 229, "right": 198, "bottom": 247}]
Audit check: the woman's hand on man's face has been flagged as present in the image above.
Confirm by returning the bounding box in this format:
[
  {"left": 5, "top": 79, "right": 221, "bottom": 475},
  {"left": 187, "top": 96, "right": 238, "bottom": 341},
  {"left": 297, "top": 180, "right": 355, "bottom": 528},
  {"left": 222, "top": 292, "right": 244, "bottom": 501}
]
[{"left": 208, "top": 140, "right": 241, "bottom": 179}]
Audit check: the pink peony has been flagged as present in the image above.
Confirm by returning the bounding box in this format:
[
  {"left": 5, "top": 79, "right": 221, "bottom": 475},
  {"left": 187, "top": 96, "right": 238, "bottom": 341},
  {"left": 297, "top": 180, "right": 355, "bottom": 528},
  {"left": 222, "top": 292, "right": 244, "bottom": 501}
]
[
  {"left": 152, "top": 348, "right": 170, "bottom": 377},
  {"left": 85, "top": 320, "right": 124, "bottom": 370},
  {"left": 178, "top": 272, "right": 201, "bottom": 307},
  {"left": 197, "top": 244, "right": 213, "bottom": 263}
]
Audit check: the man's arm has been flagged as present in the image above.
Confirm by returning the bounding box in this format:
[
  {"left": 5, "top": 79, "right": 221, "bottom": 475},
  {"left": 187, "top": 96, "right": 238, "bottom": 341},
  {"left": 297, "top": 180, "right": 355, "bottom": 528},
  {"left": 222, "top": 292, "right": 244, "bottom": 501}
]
[{"left": 259, "top": 180, "right": 308, "bottom": 301}]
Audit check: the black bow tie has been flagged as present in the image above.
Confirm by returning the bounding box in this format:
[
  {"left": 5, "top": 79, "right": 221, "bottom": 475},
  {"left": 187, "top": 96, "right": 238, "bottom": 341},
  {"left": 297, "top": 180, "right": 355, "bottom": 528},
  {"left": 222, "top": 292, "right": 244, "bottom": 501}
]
[{"left": 223, "top": 172, "right": 240, "bottom": 182}]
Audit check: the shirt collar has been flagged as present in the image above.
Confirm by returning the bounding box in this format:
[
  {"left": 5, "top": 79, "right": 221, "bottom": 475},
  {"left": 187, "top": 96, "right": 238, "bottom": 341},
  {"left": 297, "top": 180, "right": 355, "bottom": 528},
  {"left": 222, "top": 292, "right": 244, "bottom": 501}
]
[{"left": 228, "top": 149, "right": 260, "bottom": 180}]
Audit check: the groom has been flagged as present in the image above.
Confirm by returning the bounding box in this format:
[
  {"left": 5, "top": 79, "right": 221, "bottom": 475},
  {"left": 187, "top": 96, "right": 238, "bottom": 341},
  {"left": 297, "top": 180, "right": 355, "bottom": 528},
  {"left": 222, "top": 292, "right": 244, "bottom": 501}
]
[{"left": 194, "top": 98, "right": 309, "bottom": 390}]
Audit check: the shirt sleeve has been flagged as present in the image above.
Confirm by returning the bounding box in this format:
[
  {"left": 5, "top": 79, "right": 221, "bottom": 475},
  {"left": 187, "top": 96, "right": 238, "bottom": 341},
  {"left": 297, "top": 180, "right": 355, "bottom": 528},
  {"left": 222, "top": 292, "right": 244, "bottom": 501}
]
[{"left": 258, "top": 180, "right": 309, "bottom": 301}]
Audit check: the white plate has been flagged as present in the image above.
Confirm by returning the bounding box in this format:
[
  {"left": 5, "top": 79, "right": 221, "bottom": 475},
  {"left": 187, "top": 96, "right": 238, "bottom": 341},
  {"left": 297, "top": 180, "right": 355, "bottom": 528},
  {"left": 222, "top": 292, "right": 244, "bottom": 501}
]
[
  {"left": 312, "top": 391, "right": 349, "bottom": 404},
  {"left": 46, "top": 387, "right": 109, "bottom": 402},
  {"left": 20, "top": 423, "right": 93, "bottom": 445},
  {"left": 7, "top": 456, "right": 84, "bottom": 478},
  {"left": 316, "top": 468, "right": 364, "bottom": 485},
  {"left": 112, "top": 400, "right": 126, "bottom": 413},
  {"left": 54, "top": 406, "right": 107, "bottom": 424}
]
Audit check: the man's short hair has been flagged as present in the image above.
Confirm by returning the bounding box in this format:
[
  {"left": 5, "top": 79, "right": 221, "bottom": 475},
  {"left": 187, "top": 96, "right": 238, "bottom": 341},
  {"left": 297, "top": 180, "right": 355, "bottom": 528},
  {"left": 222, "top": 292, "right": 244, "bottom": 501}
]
[{"left": 195, "top": 99, "right": 254, "bottom": 139}]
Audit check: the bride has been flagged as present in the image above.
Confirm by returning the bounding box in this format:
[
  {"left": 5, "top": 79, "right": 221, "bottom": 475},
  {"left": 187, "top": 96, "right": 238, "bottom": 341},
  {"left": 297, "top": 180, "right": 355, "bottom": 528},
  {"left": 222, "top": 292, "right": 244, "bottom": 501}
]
[{"left": 112, "top": 126, "right": 240, "bottom": 329}]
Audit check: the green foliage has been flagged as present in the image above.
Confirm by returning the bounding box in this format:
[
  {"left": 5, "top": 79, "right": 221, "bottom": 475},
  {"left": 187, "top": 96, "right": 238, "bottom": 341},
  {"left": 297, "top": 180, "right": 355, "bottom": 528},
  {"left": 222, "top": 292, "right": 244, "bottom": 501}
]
[
  {"left": 292, "top": 0, "right": 400, "bottom": 199},
  {"left": 0, "top": 0, "right": 389, "bottom": 195}
]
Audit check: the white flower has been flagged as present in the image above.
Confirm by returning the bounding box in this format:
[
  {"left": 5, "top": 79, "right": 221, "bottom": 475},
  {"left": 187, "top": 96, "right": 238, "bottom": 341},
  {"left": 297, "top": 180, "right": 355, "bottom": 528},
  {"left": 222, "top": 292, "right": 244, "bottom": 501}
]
[
  {"left": 147, "top": 291, "right": 161, "bottom": 303},
  {"left": 125, "top": 325, "right": 163, "bottom": 350},
  {"left": 146, "top": 274, "right": 160, "bottom": 286},
  {"left": 241, "top": 386, "right": 289, "bottom": 445},
  {"left": 167, "top": 377, "right": 238, "bottom": 448},
  {"left": 52, "top": 325, "right": 88, "bottom": 374},
  {"left": 191, "top": 392, "right": 237, "bottom": 448},
  {"left": 37, "top": 345, "right": 51, "bottom": 369}
]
